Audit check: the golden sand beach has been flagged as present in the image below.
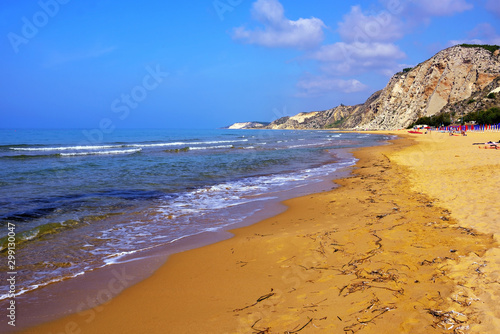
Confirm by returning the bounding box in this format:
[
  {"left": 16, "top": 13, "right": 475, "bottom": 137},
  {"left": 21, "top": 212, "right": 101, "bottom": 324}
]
[{"left": 23, "top": 132, "right": 499, "bottom": 333}]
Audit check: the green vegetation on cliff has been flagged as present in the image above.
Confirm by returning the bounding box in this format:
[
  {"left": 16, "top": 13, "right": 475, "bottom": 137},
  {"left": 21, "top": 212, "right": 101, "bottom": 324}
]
[
  {"left": 463, "top": 107, "right": 500, "bottom": 124},
  {"left": 410, "top": 113, "right": 452, "bottom": 128},
  {"left": 410, "top": 107, "right": 500, "bottom": 128},
  {"left": 325, "top": 118, "right": 345, "bottom": 128},
  {"left": 459, "top": 44, "right": 500, "bottom": 53}
]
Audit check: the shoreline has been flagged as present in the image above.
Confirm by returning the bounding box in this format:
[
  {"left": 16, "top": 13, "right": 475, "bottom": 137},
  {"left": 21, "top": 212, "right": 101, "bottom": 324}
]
[
  {"left": 0, "top": 129, "right": 370, "bottom": 314},
  {"left": 18, "top": 132, "right": 500, "bottom": 333},
  {"left": 4, "top": 137, "right": 367, "bottom": 332}
]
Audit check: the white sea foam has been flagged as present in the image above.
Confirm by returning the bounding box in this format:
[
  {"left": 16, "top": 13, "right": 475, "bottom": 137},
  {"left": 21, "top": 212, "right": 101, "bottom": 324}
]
[
  {"left": 10, "top": 139, "right": 249, "bottom": 152},
  {"left": 287, "top": 142, "right": 329, "bottom": 149},
  {"left": 59, "top": 148, "right": 142, "bottom": 156},
  {"left": 130, "top": 139, "right": 248, "bottom": 148},
  {"left": 0, "top": 270, "right": 87, "bottom": 301},
  {"left": 11, "top": 145, "right": 123, "bottom": 151},
  {"left": 189, "top": 145, "right": 234, "bottom": 150},
  {"left": 155, "top": 159, "right": 354, "bottom": 228}
]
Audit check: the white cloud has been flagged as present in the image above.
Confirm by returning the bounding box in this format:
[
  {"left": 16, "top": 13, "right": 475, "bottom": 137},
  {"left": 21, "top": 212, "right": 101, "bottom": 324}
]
[
  {"left": 338, "top": 6, "right": 405, "bottom": 43},
  {"left": 449, "top": 23, "right": 500, "bottom": 46},
  {"left": 310, "top": 42, "right": 406, "bottom": 75},
  {"left": 294, "top": 5, "right": 408, "bottom": 98},
  {"left": 296, "top": 75, "right": 368, "bottom": 97},
  {"left": 233, "top": 2, "right": 410, "bottom": 98},
  {"left": 486, "top": 0, "right": 500, "bottom": 17},
  {"left": 412, "top": 0, "right": 473, "bottom": 16},
  {"left": 232, "top": 0, "right": 326, "bottom": 49},
  {"left": 251, "top": 0, "right": 284, "bottom": 24},
  {"left": 304, "top": 6, "right": 407, "bottom": 77},
  {"left": 312, "top": 42, "right": 405, "bottom": 63}
]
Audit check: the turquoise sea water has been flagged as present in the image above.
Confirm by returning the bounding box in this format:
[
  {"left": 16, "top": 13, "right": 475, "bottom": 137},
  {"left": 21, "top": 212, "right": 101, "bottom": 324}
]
[{"left": 0, "top": 128, "right": 392, "bottom": 299}]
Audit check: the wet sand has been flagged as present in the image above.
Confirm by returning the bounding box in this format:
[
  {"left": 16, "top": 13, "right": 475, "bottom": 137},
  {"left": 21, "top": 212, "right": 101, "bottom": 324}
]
[{"left": 21, "top": 132, "right": 499, "bottom": 333}]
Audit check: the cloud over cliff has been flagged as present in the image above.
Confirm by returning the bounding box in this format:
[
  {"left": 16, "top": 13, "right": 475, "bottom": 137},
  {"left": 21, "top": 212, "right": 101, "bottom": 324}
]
[{"left": 232, "top": 0, "right": 326, "bottom": 49}]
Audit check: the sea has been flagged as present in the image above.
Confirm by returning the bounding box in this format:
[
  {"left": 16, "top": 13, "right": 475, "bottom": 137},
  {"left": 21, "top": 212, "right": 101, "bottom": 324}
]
[{"left": 0, "top": 128, "right": 393, "bottom": 304}]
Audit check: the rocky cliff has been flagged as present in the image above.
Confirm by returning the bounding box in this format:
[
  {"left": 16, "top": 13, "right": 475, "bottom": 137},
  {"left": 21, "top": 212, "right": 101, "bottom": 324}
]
[
  {"left": 441, "top": 76, "right": 500, "bottom": 118},
  {"left": 259, "top": 45, "right": 500, "bottom": 130},
  {"left": 356, "top": 45, "right": 500, "bottom": 129}
]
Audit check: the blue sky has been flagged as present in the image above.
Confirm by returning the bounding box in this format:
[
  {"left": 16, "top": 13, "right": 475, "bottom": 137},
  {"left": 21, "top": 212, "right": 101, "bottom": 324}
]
[{"left": 1, "top": 0, "right": 499, "bottom": 129}]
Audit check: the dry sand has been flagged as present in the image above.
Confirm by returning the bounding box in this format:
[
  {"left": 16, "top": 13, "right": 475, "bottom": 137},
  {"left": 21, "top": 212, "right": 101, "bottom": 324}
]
[
  {"left": 22, "top": 132, "right": 499, "bottom": 333},
  {"left": 390, "top": 131, "right": 500, "bottom": 333}
]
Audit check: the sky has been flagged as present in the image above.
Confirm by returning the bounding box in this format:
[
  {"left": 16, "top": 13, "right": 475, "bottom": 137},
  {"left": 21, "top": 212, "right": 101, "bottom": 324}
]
[{"left": 1, "top": 0, "right": 499, "bottom": 129}]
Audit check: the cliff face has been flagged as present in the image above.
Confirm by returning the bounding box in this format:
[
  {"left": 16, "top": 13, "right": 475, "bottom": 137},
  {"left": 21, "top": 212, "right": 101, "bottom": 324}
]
[
  {"left": 357, "top": 45, "right": 500, "bottom": 129},
  {"left": 267, "top": 107, "right": 360, "bottom": 129},
  {"left": 441, "top": 76, "right": 500, "bottom": 117},
  {"left": 262, "top": 45, "right": 500, "bottom": 130}
]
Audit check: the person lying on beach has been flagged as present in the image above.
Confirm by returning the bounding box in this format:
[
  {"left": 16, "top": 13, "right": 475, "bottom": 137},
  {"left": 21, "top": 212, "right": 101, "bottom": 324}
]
[{"left": 479, "top": 143, "right": 499, "bottom": 149}]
